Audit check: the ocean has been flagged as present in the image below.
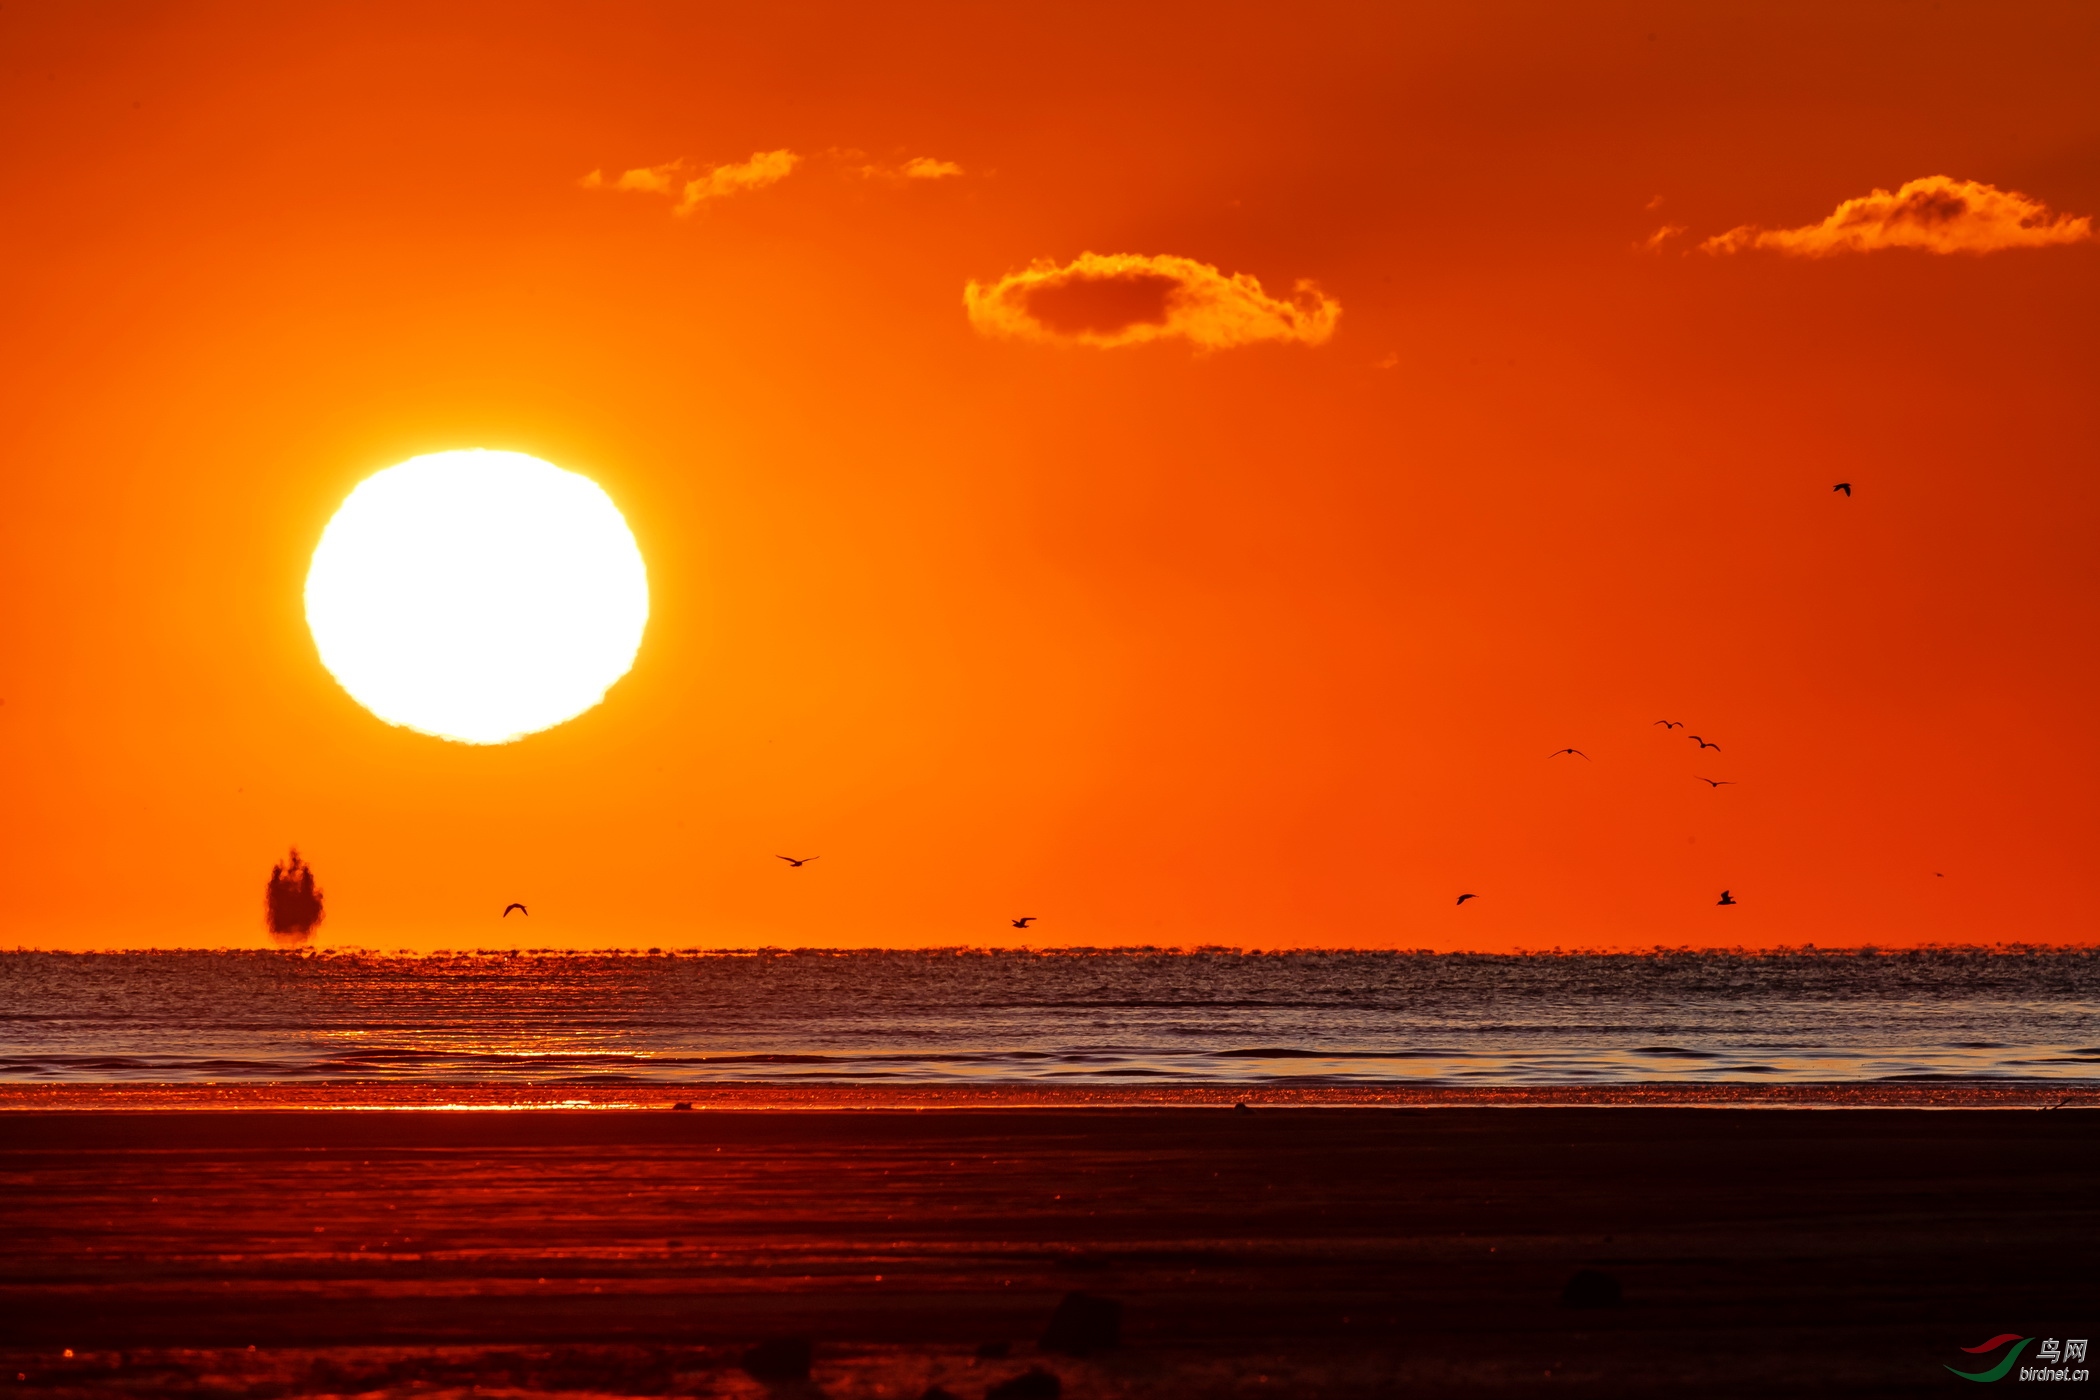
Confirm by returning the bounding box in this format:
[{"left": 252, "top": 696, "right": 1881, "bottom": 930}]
[{"left": 4, "top": 947, "right": 2097, "bottom": 1087}]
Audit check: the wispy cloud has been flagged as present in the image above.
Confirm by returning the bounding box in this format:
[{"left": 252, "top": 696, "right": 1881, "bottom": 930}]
[
  {"left": 581, "top": 149, "right": 801, "bottom": 215},
  {"left": 842, "top": 152, "right": 966, "bottom": 181},
  {"left": 964, "top": 252, "right": 1339, "bottom": 350},
  {"left": 1642, "top": 224, "right": 1687, "bottom": 253},
  {"left": 900, "top": 156, "right": 963, "bottom": 180},
  {"left": 1702, "top": 176, "right": 2092, "bottom": 257},
  {"left": 857, "top": 155, "right": 964, "bottom": 181},
  {"left": 582, "top": 164, "right": 681, "bottom": 197}
]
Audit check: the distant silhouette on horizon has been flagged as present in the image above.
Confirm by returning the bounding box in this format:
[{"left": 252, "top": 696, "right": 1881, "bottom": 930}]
[
  {"left": 1011, "top": 916, "right": 1037, "bottom": 928},
  {"left": 265, "top": 849, "right": 324, "bottom": 936},
  {"left": 1834, "top": 482, "right": 1852, "bottom": 496},
  {"left": 1548, "top": 748, "right": 1591, "bottom": 760},
  {"left": 776, "top": 855, "right": 819, "bottom": 867},
  {"left": 1717, "top": 889, "right": 1737, "bottom": 906},
  {"left": 1689, "top": 736, "right": 1721, "bottom": 750},
  {"left": 1695, "top": 777, "right": 1734, "bottom": 787},
  {"left": 1456, "top": 893, "right": 1478, "bottom": 906},
  {"left": 502, "top": 903, "right": 528, "bottom": 917}
]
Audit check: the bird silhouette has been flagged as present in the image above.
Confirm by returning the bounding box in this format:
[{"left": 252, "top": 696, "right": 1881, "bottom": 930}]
[
  {"left": 1548, "top": 748, "right": 1591, "bottom": 760},
  {"left": 1716, "top": 890, "right": 1736, "bottom": 906},
  {"left": 1689, "top": 736, "right": 1721, "bottom": 750},
  {"left": 1011, "top": 916, "right": 1037, "bottom": 929},
  {"left": 1455, "top": 893, "right": 1478, "bottom": 906},
  {"left": 1653, "top": 720, "right": 1683, "bottom": 729},
  {"left": 1833, "top": 482, "right": 1852, "bottom": 496},
  {"left": 776, "top": 855, "right": 819, "bottom": 867},
  {"left": 1695, "top": 777, "right": 1734, "bottom": 787},
  {"left": 502, "top": 903, "right": 528, "bottom": 918}
]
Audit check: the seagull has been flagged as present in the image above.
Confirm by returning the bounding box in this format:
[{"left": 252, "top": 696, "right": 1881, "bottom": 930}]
[
  {"left": 1716, "top": 890, "right": 1736, "bottom": 906},
  {"left": 1833, "top": 482, "right": 1851, "bottom": 496},
  {"left": 1548, "top": 748, "right": 1591, "bottom": 760},
  {"left": 1456, "top": 893, "right": 1478, "bottom": 906},
  {"left": 1653, "top": 720, "right": 1683, "bottom": 729},
  {"left": 1689, "top": 736, "right": 1721, "bottom": 750},
  {"left": 1695, "top": 777, "right": 1734, "bottom": 787},
  {"left": 502, "top": 903, "right": 528, "bottom": 918},
  {"left": 1011, "top": 917, "right": 1037, "bottom": 929},
  {"left": 776, "top": 855, "right": 819, "bottom": 868}
]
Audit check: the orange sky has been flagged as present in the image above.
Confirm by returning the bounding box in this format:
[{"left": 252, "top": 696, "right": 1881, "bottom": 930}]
[{"left": 3, "top": 2, "right": 2098, "bottom": 952}]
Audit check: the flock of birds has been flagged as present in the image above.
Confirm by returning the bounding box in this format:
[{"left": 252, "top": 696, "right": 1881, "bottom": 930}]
[
  {"left": 1462, "top": 716, "right": 1745, "bottom": 911},
  {"left": 1462, "top": 484, "right": 1862, "bottom": 913},
  {"left": 498, "top": 487, "right": 1861, "bottom": 927},
  {"left": 501, "top": 735, "right": 1747, "bottom": 925},
  {"left": 502, "top": 734, "right": 1746, "bottom": 925}
]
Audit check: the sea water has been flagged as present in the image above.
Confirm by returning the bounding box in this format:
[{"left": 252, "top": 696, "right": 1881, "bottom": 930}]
[{"left": 1, "top": 947, "right": 2095, "bottom": 1085}]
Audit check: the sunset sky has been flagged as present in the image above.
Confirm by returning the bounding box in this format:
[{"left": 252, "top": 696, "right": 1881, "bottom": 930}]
[{"left": 3, "top": 2, "right": 2097, "bottom": 952}]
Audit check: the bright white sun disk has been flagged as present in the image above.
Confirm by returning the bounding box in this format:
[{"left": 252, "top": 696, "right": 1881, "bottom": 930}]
[{"left": 305, "top": 450, "right": 649, "bottom": 744}]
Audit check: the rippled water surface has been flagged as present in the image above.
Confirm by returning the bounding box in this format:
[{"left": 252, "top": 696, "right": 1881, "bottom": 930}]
[{"left": 2, "top": 948, "right": 2096, "bottom": 1085}]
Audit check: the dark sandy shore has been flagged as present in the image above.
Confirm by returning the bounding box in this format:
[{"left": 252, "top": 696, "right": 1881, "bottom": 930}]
[{"left": 3, "top": 1103, "right": 2094, "bottom": 1397}]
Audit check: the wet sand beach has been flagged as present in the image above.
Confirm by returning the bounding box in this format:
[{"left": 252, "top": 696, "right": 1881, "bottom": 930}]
[{"left": 3, "top": 1102, "right": 2094, "bottom": 1396}]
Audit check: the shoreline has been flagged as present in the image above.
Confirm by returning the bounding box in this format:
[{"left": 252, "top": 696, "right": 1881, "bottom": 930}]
[
  {"left": 2, "top": 1077, "right": 2093, "bottom": 1110},
  {"left": 5, "top": 1103, "right": 2093, "bottom": 1396}
]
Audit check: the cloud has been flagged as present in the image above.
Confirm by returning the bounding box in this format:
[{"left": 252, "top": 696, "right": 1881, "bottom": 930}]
[
  {"left": 675, "top": 149, "right": 799, "bottom": 210},
  {"left": 1642, "top": 224, "right": 1687, "bottom": 252},
  {"left": 580, "top": 149, "right": 800, "bottom": 214},
  {"left": 900, "top": 156, "right": 964, "bottom": 180},
  {"left": 849, "top": 154, "right": 965, "bottom": 181},
  {"left": 964, "top": 252, "right": 1340, "bottom": 350},
  {"left": 579, "top": 164, "right": 680, "bottom": 196},
  {"left": 1702, "top": 176, "right": 2092, "bottom": 257}
]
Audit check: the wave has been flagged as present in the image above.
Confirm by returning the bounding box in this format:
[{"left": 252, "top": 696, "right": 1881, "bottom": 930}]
[{"left": 3, "top": 949, "right": 2097, "bottom": 1087}]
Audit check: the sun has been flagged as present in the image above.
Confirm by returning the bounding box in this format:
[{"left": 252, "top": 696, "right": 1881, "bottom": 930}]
[{"left": 305, "top": 449, "right": 650, "bottom": 745}]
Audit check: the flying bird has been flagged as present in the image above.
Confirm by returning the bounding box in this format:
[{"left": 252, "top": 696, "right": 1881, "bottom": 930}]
[
  {"left": 501, "top": 903, "right": 528, "bottom": 918},
  {"left": 1689, "top": 736, "right": 1721, "bottom": 750},
  {"left": 1716, "top": 890, "right": 1736, "bottom": 906},
  {"left": 1011, "top": 917, "right": 1037, "bottom": 929},
  {"left": 1456, "top": 893, "right": 1478, "bottom": 906},
  {"left": 1548, "top": 748, "right": 1591, "bottom": 760},
  {"left": 1833, "top": 482, "right": 1851, "bottom": 496},
  {"left": 776, "top": 855, "right": 819, "bottom": 867},
  {"left": 1653, "top": 720, "right": 1683, "bottom": 729},
  {"left": 1695, "top": 777, "right": 1734, "bottom": 787}
]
